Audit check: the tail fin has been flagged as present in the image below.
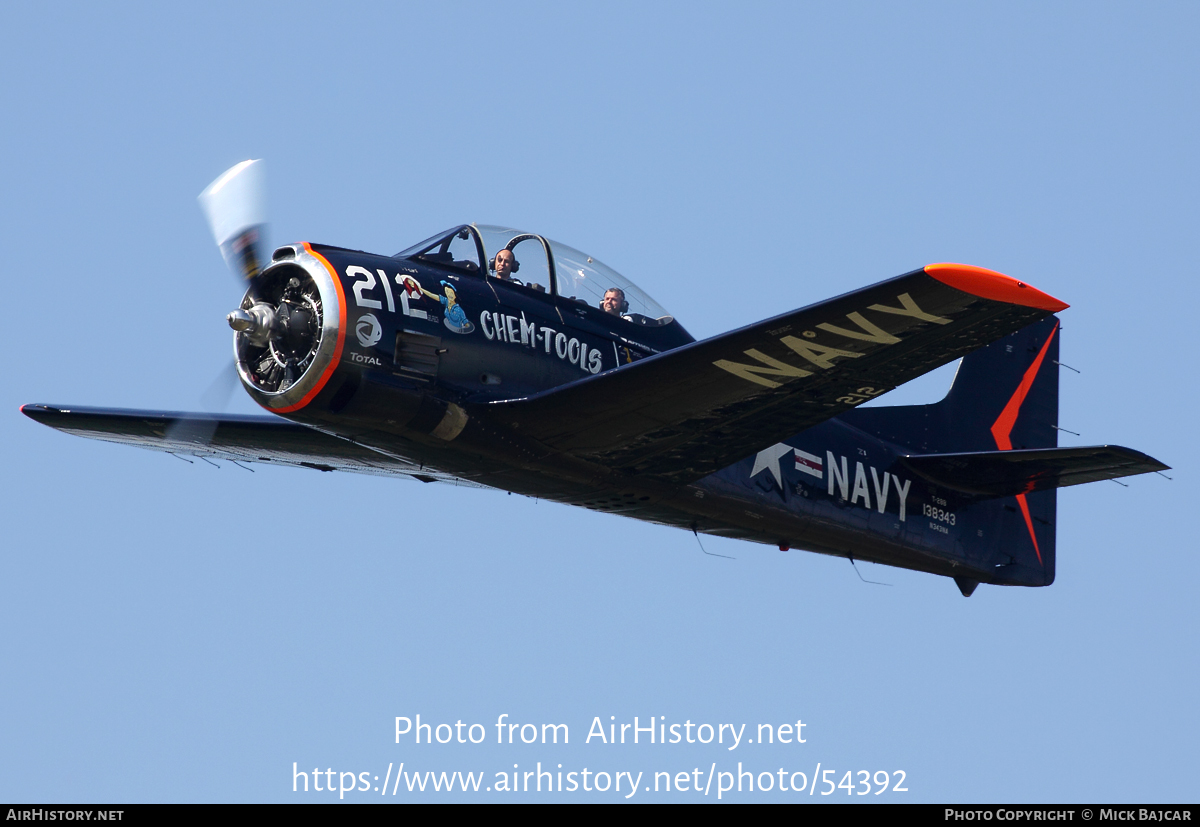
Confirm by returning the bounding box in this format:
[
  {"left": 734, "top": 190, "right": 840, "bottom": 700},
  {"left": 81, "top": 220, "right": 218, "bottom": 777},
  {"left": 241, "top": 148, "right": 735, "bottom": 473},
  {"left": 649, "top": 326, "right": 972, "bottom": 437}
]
[
  {"left": 938, "top": 315, "right": 1060, "bottom": 453},
  {"left": 842, "top": 315, "right": 1061, "bottom": 454},
  {"left": 841, "top": 317, "right": 1062, "bottom": 587}
]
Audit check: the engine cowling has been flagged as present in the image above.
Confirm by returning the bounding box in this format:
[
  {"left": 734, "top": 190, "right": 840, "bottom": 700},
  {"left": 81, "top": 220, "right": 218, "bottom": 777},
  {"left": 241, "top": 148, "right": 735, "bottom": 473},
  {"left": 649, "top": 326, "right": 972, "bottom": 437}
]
[{"left": 231, "top": 243, "right": 343, "bottom": 413}]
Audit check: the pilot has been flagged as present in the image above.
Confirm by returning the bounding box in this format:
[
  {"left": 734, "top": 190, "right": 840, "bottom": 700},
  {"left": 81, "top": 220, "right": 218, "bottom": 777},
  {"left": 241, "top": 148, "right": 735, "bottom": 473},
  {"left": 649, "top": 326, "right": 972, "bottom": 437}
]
[
  {"left": 493, "top": 249, "right": 518, "bottom": 281},
  {"left": 601, "top": 287, "right": 629, "bottom": 317}
]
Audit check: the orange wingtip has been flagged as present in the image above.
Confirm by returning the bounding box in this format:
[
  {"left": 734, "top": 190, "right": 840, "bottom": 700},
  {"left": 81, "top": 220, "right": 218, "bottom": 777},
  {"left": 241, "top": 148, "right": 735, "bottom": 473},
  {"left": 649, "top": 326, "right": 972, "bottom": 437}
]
[{"left": 924, "top": 263, "right": 1069, "bottom": 312}]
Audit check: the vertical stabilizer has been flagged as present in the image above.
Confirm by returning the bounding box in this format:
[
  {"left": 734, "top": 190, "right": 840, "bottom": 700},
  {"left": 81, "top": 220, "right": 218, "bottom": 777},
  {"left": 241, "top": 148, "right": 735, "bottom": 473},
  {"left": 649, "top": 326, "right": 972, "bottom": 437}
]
[
  {"left": 840, "top": 317, "right": 1062, "bottom": 587},
  {"left": 841, "top": 316, "right": 1060, "bottom": 454},
  {"left": 937, "top": 316, "right": 1060, "bottom": 454}
]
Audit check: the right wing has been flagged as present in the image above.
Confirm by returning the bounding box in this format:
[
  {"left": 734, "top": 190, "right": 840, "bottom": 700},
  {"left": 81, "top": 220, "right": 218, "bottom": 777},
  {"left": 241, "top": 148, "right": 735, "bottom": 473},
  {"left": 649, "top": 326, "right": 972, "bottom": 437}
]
[
  {"left": 492, "top": 264, "right": 1069, "bottom": 485},
  {"left": 19, "top": 404, "right": 481, "bottom": 486}
]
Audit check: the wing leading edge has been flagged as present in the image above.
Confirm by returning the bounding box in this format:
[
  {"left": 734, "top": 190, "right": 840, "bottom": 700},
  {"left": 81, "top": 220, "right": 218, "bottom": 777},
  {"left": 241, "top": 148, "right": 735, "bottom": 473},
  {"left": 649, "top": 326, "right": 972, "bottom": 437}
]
[
  {"left": 19, "top": 404, "right": 481, "bottom": 486},
  {"left": 492, "top": 264, "right": 1069, "bottom": 485}
]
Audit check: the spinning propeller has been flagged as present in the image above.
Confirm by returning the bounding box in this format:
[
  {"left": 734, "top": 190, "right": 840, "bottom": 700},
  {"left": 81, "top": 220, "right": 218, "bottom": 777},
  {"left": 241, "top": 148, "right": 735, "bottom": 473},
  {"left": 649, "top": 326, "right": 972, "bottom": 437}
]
[
  {"left": 199, "top": 159, "right": 324, "bottom": 395},
  {"left": 168, "top": 160, "right": 324, "bottom": 446},
  {"left": 198, "top": 159, "right": 267, "bottom": 283},
  {"left": 198, "top": 159, "right": 279, "bottom": 344}
]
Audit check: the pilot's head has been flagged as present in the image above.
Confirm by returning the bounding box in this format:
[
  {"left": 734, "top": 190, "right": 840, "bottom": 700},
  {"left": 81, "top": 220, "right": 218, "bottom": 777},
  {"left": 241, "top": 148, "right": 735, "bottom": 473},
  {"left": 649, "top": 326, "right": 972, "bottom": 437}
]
[
  {"left": 602, "top": 287, "right": 627, "bottom": 316},
  {"left": 494, "top": 249, "right": 516, "bottom": 280}
]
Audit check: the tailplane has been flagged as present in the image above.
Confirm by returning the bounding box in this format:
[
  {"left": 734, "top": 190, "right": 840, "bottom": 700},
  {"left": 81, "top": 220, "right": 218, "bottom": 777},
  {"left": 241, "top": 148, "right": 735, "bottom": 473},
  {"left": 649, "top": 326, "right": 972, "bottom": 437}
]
[
  {"left": 828, "top": 317, "right": 1165, "bottom": 592},
  {"left": 840, "top": 316, "right": 1065, "bottom": 588},
  {"left": 842, "top": 316, "right": 1168, "bottom": 591},
  {"left": 899, "top": 445, "right": 1167, "bottom": 498},
  {"left": 840, "top": 318, "right": 1064, "bottom": 589}
]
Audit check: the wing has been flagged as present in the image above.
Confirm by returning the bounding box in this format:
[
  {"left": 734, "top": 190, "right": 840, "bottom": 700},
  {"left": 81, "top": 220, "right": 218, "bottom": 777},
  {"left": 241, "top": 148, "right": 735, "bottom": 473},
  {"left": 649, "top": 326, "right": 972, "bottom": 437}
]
[
  {"left": 493, "top": 264, "right": 1069, "bottom": 485},
  {"left": 899, "top": 446, "right": 1170, "bottom": 497},
  {"left": 20, "top": 404, "right": 482, "bottom": 486}
]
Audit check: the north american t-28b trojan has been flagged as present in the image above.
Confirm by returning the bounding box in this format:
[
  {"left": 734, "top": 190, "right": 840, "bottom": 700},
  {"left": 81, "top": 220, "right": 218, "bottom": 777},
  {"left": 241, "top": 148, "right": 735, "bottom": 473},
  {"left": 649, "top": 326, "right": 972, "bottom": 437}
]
[{"left": 22, "top": 161, "right": 1168, "bottom": 596}]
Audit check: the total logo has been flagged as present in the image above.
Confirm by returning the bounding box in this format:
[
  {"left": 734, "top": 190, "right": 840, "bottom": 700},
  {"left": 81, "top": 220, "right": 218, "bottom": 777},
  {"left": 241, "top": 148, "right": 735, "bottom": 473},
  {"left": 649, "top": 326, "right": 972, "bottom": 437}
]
[
  {"left": 356, "top": 313, "right": 382, "bottom": 348},
  {"left": 350, "top": 352, "right": 382, "bottom": 366}
]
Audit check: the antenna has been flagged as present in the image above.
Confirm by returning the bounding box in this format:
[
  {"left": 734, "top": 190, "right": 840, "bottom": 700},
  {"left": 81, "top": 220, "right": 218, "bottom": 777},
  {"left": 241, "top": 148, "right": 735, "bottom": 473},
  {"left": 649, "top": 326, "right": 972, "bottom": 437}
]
[
  {"left": 848, "top": 555, "right": 891, "bottom": 586},
  {"left": 692, "top": 527, "right": 735, "bottom": 559}
]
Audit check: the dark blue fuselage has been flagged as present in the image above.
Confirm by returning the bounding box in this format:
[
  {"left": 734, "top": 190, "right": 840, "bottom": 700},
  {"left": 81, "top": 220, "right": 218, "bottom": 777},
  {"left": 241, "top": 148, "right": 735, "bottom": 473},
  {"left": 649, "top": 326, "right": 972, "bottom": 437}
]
[{"left": 275, "top": 244, "right": 1055, "bottom": 590}]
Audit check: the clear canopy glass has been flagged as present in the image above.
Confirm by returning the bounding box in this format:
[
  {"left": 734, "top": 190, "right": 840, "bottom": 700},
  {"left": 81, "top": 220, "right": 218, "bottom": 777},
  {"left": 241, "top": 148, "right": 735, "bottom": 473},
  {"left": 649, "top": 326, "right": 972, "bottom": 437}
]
[
  {"left": 473, "top": 225, "right": 554, "bottom": 294},
  {"left": 397, "top": 225, "right": 675, "bottom": 325},
  {"left": 545, "top": 235, "right": 672, "bottom": 324},
  {"left": 394, "top": 225, "right": 484, "bottom": 275},
  {"left": 475, "top": 225, "right": 673, "bottom": 323}
]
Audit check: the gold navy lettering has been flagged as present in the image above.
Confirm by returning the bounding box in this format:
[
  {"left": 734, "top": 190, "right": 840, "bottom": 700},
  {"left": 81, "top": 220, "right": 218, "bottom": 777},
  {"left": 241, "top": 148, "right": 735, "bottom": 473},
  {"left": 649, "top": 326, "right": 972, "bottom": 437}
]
[{"left": 711, "top": 292, "right": 949, "bottom": 388}]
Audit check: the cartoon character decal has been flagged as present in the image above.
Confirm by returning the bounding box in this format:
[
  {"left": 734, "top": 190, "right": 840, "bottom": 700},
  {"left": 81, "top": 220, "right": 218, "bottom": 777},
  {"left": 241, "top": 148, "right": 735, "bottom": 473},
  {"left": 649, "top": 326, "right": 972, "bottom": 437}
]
[{"left": 402, "top": 276, "right": 474, "bottom": 335}]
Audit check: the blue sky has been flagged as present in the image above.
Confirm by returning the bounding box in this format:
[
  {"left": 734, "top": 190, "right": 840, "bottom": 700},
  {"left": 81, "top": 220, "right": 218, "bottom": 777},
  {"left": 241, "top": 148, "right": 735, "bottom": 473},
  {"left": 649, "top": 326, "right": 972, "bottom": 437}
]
[{"left": 2, "top": 1, "right": 1196, "bottom": 803}]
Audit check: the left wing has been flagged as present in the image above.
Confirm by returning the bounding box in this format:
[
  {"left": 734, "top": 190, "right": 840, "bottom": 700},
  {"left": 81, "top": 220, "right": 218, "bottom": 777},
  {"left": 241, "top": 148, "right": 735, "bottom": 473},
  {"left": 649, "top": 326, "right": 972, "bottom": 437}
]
[
  {"left": 20, "top": 404, "right": 481, "bottom": 486},
  {"left": 491, "top": 264, "right": 1068, "bottom": 485}
]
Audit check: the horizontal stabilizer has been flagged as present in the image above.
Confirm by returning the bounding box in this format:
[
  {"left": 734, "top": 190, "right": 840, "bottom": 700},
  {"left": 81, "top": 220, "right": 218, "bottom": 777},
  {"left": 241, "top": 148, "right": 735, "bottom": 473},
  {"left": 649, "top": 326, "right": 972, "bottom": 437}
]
[{"left": 899, "top": 445, "right": 1169, "bottom": 497}]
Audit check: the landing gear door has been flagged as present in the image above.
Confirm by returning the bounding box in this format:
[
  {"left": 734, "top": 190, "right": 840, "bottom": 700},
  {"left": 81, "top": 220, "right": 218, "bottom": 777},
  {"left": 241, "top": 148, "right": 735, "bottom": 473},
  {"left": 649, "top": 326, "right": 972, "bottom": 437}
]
[{"left": 394, "top": 328, "right": 442, "bottom": 383}]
